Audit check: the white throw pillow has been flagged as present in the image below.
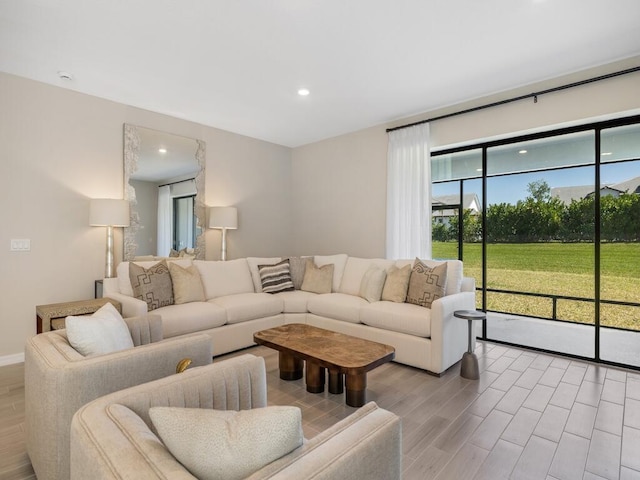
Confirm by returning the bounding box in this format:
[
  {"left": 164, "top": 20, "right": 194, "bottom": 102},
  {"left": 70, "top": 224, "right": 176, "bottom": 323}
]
[
  {"left": 149, "top": 406, "right": 303, "bottom": 480},
  {"left": 65, "top": 302, "right": 134, "bottom": 356},
  {"left": 359, "top": 266, "right": 387, "bottom": 303}
]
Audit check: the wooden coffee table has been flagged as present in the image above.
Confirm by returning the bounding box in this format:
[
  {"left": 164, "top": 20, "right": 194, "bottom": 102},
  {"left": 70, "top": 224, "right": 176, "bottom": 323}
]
[{"left": 254, "top": 323, "right": 395, "bottom": 407}]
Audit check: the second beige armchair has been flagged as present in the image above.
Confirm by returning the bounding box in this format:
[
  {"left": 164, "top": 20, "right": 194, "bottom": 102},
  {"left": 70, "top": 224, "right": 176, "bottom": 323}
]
[{"left": 25, "top": 314, "right": 213, "bottom": 480}]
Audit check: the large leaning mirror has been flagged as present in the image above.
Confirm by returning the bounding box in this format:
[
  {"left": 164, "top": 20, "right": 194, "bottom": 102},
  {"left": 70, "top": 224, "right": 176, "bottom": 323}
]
[{"left": 124, "top": 124, "right": 206, "bottom": 260}]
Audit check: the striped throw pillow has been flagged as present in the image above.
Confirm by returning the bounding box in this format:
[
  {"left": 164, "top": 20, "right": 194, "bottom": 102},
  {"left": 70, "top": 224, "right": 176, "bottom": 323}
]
[{"left": 258, "top": 259, "right": 295, "bottom": 294}]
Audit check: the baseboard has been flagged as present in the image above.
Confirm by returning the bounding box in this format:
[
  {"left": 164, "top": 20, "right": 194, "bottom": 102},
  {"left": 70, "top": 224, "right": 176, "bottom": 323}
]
[{"left": 0, "top": 352, "right": 25, "bottom": 366}]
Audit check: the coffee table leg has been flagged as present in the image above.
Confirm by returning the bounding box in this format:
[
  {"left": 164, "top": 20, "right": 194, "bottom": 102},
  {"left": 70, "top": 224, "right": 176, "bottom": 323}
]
[
  {"left": 279, "top": 352, "right": 303, "bottom": 380},
  {"left": 345, "top": 373, "right": 366, "bottom": 407},
  {"left": 328, "top": 370, "right": 344, "bottom": 394},
  {"left": 306, "top": 362, "right": 325, "bottom": 393}
]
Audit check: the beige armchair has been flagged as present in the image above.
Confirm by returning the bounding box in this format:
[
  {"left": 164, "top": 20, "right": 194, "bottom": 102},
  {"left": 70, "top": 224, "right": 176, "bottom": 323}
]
[
  {"left": 25, "top": 314, "right": 213, "bottom": 480},
  {"left": 70, "top": 354, "right": 402, "bottom": 480}
]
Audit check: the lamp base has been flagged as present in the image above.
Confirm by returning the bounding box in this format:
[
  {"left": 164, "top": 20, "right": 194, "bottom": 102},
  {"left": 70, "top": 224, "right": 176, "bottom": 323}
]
[{"left": 105, "top": 225, "right": 116, "bottom": 278}]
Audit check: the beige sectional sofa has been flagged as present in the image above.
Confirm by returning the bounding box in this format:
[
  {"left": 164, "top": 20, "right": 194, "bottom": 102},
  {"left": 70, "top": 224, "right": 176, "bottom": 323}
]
[
  {"left": 104, "top": 254, "right": 476, "bottom": 374},
  {"left": 70, "top": 354, "right": 402, "bottom": 480}
]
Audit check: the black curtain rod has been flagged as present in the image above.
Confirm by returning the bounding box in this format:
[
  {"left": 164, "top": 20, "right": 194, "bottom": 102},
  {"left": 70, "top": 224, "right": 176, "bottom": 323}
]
[
  {"left": 386, "top": 65, "right": 640, "bottom": 134},
  {"left": 158, "top": 178, "right": 195, "bottom": 188}
]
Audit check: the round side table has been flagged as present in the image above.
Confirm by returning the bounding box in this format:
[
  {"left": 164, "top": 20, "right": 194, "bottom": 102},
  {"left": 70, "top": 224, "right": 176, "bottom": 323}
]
[{"left": 454, "top": 310, "right": 486, "bottom": 380}]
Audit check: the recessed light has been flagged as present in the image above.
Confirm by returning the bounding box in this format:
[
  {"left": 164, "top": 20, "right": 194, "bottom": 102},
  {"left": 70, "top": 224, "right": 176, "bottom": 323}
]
[
  {"left": 297, "top": 88, "right": 310, "bottom": 96},
  {"left": 158, "top": 148, "right": 167, "bottom": 154},
  {"left": 601, "top": 152, "right": 612, "bottom": 156},
  {"left": 519, "top": 150, "right": 527, "bottom": 154},
  {"left": 476, "top": 168, "right": 483, "bottom": 172}
]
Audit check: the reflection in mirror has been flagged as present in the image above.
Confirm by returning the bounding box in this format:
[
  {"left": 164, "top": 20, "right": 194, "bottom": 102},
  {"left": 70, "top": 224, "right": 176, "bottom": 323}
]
[{"left": 124, "top": 125, "right": 206, "bottom": 260}]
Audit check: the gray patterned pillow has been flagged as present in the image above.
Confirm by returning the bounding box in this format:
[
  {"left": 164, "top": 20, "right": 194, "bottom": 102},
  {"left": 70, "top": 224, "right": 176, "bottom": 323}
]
[
  {"left": 406, "top": 258, "right": 448, "bottom": 308},
  {"left": 129, "top": 260, "right": 174, "bottom": 311}
]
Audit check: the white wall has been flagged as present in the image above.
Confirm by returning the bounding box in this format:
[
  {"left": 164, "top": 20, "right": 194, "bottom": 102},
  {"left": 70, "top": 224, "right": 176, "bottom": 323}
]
[
  {"left": 291, "top": 126, "right": 388, "bottom": 257},
  {"left": 0, "top": 72, "right": 292, "bottom": 361},
  {"left": 291, "top": 60, "right": 640, "bottom": 259}
]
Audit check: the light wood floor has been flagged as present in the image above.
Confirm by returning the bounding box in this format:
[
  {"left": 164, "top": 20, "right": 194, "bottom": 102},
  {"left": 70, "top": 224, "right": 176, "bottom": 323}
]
[{"left": 3, "top": 341, "right": 640, "bottom": 479}]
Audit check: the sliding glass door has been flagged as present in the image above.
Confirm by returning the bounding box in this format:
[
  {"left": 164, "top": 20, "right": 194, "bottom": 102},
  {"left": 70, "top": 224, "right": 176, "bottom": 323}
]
[
  {"left": 431, "top": 115, "right": 640, "bottom": 369},
  {"left": 598, "top": 124, "right": 640, "bottom": 368}
]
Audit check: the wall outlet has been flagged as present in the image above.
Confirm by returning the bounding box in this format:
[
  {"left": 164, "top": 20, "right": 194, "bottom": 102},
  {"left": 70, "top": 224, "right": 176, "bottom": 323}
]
[{"left": 10, "top": 239, "right": 30, "bottom": 251}]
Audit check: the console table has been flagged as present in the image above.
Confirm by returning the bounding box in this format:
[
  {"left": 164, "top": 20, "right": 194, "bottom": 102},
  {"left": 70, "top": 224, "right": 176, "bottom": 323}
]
[
  {"left": 454, "top": 309, "right": 486, "bottom": 380},
  {"left": 36, "top": 298, "right": 122, "bottom": 334}
]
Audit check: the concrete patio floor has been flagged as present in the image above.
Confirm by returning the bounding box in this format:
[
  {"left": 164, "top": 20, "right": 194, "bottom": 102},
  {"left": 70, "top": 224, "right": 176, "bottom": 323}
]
[{"left": 480, "top": 312, "right": 640, "bottom": 369}]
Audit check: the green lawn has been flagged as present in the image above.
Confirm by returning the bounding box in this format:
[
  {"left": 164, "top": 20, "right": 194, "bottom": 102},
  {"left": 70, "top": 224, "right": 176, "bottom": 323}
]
[{"left": 433, "top": 241, "right": 640, "bottom": 329}]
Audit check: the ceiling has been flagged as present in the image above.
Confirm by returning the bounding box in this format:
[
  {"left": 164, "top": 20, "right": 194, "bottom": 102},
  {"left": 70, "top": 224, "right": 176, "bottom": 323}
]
[{"left": 1, "top": 1, "right": 639, "bottom": 148}]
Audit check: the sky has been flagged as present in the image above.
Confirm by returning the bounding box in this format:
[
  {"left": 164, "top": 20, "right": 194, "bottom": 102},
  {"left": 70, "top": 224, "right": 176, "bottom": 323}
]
[{"left": 432, "top": 161, "right": 640, "bottom": 206}]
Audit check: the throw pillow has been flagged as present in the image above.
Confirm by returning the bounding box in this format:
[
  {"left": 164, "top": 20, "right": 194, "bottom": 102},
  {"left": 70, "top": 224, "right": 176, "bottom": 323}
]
[
  {"left": 300, "top": 259, "right": 334, "bottom": 294},
  {"left": 258, "top": 259, "right": 295, "bottom": 294},
  {"left": 406, "top": 258, "right": 448, "bottom": 308},
  {"left": 359, "top": 266, "right": 387, "bottom": 303},
  {"left": 129, "top": 260, "right": 174, "bottom": 311},
  {"left": 168, "top": 262, "right": 206, "bottom": 304},
  {"left": 381, "top": 264, "right": 412, "bottom": 302},
  {"left": 66, "top": 302, "right": 134, "bottom": 356},
  {"left": 150, "top": 406, "right": 303, "bottom": 480},
  {"left": 287, "top": 256, "right": 307, "bottom": 290}
]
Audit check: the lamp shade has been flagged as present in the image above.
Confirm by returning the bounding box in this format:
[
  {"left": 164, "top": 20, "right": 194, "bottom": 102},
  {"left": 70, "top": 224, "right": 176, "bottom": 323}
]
[
  {"left": 208, "top": 206, "right": 238, "bottom": 229},
  {"left": 89, "top": 199, "right": 130, "bottom": 227}
]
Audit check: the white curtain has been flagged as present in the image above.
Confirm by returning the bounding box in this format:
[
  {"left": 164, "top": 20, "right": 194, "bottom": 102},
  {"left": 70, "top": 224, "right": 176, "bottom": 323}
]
[
  {"left": 386, "top": 123, "right": 431, "bottom": 260},
  {"left": 157, "top": 185, "right": 172, "bottom": 256}
]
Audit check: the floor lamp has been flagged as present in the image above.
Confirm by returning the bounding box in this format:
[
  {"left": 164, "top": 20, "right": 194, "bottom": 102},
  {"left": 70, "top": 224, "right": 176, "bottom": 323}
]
[
  {"left": 208, "top": 206, "right": 238, "bottom": 261},
  {"left": 90, "top": 199, "right": 130, "bottom": 278}
]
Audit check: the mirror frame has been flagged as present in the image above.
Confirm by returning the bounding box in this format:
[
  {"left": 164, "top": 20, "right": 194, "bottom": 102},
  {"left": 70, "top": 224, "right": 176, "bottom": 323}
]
[{"left": 123, "top": 124, "right": 206, "bottom": 261}]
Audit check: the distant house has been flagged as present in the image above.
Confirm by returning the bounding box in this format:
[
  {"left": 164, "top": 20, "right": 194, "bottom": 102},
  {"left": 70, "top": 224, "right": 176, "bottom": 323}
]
[
  {"left": 432, "top": 193, "right": 481, "bottom": 224},
  {"left": 551, "top": 176, "right": 640, "bottom": 204}
]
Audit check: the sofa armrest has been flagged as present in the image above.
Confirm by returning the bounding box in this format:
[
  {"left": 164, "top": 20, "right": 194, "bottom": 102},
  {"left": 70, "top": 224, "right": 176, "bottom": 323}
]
[
  {"left": 248, "top": 402, "right": 401, "bottom": 480},
  {"left": 104, "top": 291, "right": 148, "bottom": 318},
  {"left": 125, "top": 314, "right": 163, "bottom": 346},
  {"left": 26, "top": 332, "right": 213, "bottom": 480},
  {"left": 429, "top": 290, "right": 476, "bottom": 374}
]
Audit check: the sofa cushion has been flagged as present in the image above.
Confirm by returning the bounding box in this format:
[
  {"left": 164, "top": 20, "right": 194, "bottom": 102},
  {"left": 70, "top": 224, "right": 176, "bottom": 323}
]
[
  {"left": 338, "top": 257, "right": 394, "bottom": 296},
  {"left": 149, "top": 405, "right": 303, "bottom": 480},
  {"left": 168, "top": 262, "right": 206, "bottom": 304},
  {"left": 246, "top": 257, "right": 281, "bottom": 292},
  {"left": 129, "top": 260, "right": 174, "bottom": 311},
  {"left": 360, "top": 301, "right": 432, "bottom": 337},
  {"left": 301, "top": 259, "right": 334, "bottom": 294},
  {"left": 195, "top": 259, "right": 254, "bottom": 299},
  {"left": 314, "top": 254, "right": 348, "bottom": 292},
  {"left": 210, "top": 293, "right": 283, "bottom": 324},
  {"left": 307, "top": 293, "right": 368, "bottom": 324},
  {"left": 359, "top": 266, "right": 387, "bottom": 303},
  {"left": 274, "top": 290, "right": 317, "bottom": 313},
  {"left": 381, "top": 264, "right": 412, "bottom": 303},
  {"left": 258, "top": 259, "right": 294, "bottom": 294},
  {"left": 406, "top": 259, "right": 447, "bottom": 308},
  {"left": 117, "top": 259, "right": 192, "bottom": 297},
  {"left": 65, "top": 302, "right": 134, "bottom": 356},
  {"left": 153, "top": 302, "right": 227, "bottom": 338}
]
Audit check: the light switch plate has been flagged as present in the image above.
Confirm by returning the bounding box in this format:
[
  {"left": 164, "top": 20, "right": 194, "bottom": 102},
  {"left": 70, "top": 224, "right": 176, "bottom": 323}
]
[{"left": 10, "top": 239, "right": 30, "bottom": 251}]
